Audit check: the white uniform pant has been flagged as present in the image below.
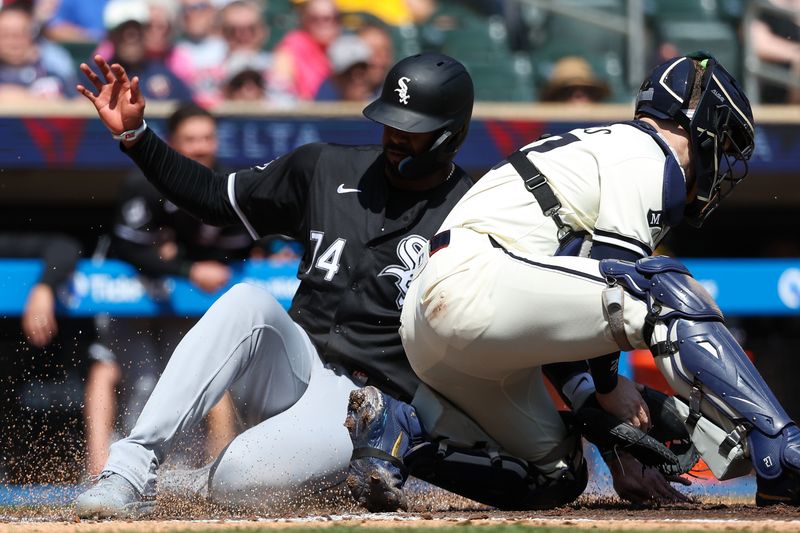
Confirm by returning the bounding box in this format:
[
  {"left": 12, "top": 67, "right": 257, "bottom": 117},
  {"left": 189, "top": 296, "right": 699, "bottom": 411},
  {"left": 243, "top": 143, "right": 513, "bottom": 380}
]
[
  {"left": 105, "top": 283, "right": 360, "bottom": 507},
  {"left": 400, "top": 227, "right": 650, "bottom": 466}
]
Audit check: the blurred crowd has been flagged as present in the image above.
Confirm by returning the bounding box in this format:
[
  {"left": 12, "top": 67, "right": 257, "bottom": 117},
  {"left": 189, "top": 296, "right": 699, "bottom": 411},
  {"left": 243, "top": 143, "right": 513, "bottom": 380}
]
[
  {"left": 0, "top": 0, "right": 797, "bottom": 107},
  {"left": 0, "top": 0, "right": 402, "bottom": 106}
]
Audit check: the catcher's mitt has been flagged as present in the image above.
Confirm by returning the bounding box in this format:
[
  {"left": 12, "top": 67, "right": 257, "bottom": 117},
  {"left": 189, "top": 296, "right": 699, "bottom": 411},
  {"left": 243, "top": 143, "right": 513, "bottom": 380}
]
[{"left": 573, "top": 386, "right": 699, "bottom": 476}]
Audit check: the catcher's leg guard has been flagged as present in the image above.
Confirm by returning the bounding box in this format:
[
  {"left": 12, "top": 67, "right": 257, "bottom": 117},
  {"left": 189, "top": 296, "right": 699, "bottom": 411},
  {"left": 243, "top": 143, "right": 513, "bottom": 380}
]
[
  {"left": 600, "top": 257, "right": 800, "bottom": 484},
  {"left": 407, "top": 383, "right": 587, "bottom": 509},
  {"left": 406, "top": 439, "right": 587, "bottom": 511}
]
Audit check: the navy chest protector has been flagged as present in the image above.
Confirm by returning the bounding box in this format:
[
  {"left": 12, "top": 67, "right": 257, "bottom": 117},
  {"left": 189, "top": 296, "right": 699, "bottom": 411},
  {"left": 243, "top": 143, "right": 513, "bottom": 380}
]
[{"left": 617, "top": 120, "right": 687, "bottom": 229}]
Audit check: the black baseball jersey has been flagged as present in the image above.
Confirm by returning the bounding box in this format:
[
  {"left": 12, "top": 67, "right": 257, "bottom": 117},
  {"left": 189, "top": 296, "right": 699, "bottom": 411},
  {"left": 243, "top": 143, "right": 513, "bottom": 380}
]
[
  {"left": 111, "top": 171, "right": 253, "bottom": 278},
  {"left": 125, "top": 129, "right": 474, "bottom": 401}
]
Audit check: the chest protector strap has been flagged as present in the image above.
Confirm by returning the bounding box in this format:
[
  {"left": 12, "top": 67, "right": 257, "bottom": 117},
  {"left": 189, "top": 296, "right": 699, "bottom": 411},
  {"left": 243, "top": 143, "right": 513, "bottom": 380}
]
[{"left": 506, "top": 150, "right": 572, "bottom": 243}]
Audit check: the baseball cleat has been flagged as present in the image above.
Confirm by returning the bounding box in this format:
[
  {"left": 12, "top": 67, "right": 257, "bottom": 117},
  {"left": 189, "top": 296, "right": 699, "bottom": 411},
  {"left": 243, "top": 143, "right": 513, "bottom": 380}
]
[
  {"left": 74, "top": 471, "right": 155, "bottom": 519},
  {"left": 755, "top": 426, "right": 800, "bottom": 507},
  {"left": 756, "top": 470, "right": 800, "bottom": 507},
  {"left": 344, "top": 386, "right": 423, "bottom": 512}
]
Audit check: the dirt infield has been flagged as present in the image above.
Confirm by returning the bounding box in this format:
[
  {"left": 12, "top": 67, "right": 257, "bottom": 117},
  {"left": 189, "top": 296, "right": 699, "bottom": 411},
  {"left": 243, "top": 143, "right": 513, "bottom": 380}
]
[{"left": 5, "top": 491, "right": 800, "bottom": 533}]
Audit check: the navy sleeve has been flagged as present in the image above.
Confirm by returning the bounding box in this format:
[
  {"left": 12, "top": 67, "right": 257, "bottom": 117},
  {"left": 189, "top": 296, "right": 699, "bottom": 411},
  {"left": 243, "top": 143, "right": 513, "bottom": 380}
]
[
  {"left": 588, "top": 353, "right": 620, "bottom": 394},
  {"left": 590, "top": 240, "right": 646, "bottom": 262},
  {"left": 122, "top": 128, "right": 239, "bottom": 227}
]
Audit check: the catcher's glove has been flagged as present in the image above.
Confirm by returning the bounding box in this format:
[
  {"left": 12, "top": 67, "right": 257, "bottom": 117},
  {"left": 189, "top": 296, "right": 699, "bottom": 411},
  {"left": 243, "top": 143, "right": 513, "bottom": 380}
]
[{"left": 573, "top": 386, "right": 699, "bottom": 476}]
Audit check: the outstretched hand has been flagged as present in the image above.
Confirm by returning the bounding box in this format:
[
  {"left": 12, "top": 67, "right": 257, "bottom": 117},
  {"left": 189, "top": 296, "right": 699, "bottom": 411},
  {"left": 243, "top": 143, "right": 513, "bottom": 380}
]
[
  {"left": 76, "top": 55, "right": 146, "bottom": 137},
  {"left": 606, "top": 449, "right": 692, "bottom": 505}
]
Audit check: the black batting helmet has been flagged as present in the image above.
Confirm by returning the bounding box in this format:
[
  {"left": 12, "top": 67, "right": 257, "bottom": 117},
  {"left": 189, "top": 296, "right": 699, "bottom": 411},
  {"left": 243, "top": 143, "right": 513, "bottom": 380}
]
[
  {"left": 364, "top": 53, "right": 474, "bottom": 178},
  {"left": 635, "top": 51, "right": 755, "bottom": 227}
]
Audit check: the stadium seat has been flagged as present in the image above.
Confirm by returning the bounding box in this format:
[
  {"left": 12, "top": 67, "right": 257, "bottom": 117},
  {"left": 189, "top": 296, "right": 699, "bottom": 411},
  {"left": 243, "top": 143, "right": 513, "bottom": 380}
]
[
  {"left": 263, "top": 0, "right": 297, "bottom": 50},
  {"left": 645, "top": 0, "right": 721, "bottom": 21},
  {"left": 524, "top": 0, "right": 631, "bottom": 102},
  {"left": 463, "top": 52, "right": 535, "bottom": 102},
  {"left": 417, "top": 2, "right": 509, "bottom": 58},
  {"left": 652, "top": 19, "right": 742, "bottom": 80}
]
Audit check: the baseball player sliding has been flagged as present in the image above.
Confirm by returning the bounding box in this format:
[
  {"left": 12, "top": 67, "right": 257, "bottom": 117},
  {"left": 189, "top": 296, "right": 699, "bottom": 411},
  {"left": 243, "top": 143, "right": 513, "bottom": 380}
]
[
  {"left": 71, "top": 52, "right": 477, "bottom": 518},
  {"left": 73, "top": 50, "right": 680, "bottom": 518},
  {"left": 346, "top": 52, "right": 800, "bottom": 511}
]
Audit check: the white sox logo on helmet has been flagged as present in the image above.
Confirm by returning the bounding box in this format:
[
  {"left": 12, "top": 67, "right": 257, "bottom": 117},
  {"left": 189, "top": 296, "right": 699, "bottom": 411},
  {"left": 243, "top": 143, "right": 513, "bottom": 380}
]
[
  {"left": 379, "top": 235, "right": 426, "bottom": 308},
  {"left": 395, "top": 77, "right": 411, "bottom": 105}
]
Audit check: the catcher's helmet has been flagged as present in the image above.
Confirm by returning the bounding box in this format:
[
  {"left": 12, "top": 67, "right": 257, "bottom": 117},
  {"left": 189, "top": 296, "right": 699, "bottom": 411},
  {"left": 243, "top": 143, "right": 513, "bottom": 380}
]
[
  {"left": 635, "top": 52, "right": 755, "bottom": 227},
  {"left": 364, "top": 53, "right": 474, "bottom": 178}
]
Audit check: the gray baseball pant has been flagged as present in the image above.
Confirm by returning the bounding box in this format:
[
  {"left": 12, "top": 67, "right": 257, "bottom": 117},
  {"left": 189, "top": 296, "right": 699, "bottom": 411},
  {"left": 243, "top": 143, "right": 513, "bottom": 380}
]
[{"left": 104, "top": 283, "right": 360, "bottom": 507}]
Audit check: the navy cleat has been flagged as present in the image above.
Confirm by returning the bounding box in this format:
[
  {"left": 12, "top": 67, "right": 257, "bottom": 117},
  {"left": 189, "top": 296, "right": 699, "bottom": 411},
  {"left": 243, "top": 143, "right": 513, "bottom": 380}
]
[
  {"left": 344, "top": 386, "right": 423, "bottom": 512},
  {"left": 755, "top": 425, "right": 800, "bottom": 507},
  {"left": 757, "top": 470, "right": 800, "bottom": 507}
]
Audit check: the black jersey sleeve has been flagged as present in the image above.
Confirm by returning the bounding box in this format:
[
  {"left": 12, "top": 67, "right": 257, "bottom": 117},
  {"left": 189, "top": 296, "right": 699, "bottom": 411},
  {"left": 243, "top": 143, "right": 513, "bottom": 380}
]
[
  {"left": 122, "top": 128, "right": 239, "bottom": 227},
  {"left": 228, "top": 143, "right": 323, "bottom": 240}
]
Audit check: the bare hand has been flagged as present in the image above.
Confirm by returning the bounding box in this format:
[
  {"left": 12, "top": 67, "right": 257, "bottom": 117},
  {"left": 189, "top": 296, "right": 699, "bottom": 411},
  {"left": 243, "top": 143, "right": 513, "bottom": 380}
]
[
  {"left": 76, "top": 55, "right": 146, "bottom": 139},
  {"left": 596, "top": 375, "right": 651, "bottom": 431},
  {"left": 606, "top": 449, "right": 691, "bottom": 504},
  {"left": 189, "top": 261, "right": 231, "bottom": 293},
  {"left": 22, "top": 283, "right": 58, "bottom": 347}
]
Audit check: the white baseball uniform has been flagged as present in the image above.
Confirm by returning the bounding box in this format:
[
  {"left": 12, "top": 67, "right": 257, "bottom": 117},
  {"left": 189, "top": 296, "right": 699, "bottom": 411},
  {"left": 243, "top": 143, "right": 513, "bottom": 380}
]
[{"left": 400, "top": 122, "right": 684, "bottom": 469}]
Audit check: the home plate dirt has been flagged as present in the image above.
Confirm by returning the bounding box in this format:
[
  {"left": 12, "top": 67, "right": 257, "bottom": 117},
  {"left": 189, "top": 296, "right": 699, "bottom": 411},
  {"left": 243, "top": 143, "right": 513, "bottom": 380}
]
[{"left": 3, "top": 487, "right": 800, "bottom": 533}]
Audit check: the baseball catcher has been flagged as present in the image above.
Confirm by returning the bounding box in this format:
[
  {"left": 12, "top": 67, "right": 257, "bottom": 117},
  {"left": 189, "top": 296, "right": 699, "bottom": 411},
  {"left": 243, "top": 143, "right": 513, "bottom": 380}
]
[{"left": 344, "top": 52, "right": 800, "bottom": 511}]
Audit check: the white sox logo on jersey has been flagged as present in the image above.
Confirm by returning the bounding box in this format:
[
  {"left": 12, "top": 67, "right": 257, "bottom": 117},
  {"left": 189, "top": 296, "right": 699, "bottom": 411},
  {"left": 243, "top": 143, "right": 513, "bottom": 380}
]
[
  {"left": 394, "top": 77, "right": 411, "bottom": 105},
  {"left": 379, "top": 235, "right": 426, "bottom": 308}
]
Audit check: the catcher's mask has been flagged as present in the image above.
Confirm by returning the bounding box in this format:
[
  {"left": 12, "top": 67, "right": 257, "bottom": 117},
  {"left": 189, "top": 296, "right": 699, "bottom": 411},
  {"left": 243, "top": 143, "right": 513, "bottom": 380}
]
[
  {"left": 635, "top": 51, "right": 755, "bottom": 227},
  {"left": 363, "top": 53, "right": 474, "bottom": 180}
]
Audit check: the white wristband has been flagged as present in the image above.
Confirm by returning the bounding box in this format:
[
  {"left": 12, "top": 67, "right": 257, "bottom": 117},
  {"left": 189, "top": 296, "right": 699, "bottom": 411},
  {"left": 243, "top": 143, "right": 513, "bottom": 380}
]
[{"left": 112, "top": 120, "right": 148, "bottom": 142}]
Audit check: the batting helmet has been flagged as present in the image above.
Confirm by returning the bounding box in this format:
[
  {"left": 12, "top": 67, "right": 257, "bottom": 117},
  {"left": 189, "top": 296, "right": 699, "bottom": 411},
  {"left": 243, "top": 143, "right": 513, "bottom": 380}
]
[
  {"left": 635, "top": 51, "right": 755, "bottom": 227},
  {"left": 363, "top": 53, "right": 474, "bottom": 179}
]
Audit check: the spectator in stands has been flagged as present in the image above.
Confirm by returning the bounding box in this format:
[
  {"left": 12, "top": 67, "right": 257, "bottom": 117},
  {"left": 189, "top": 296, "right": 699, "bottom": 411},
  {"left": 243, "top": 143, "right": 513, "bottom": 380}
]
[
  {"left": 84, "top": 103, "right": 253, "bottom": 475},
  {"left": 0, "top": 233, "right": 81, "bottom": 348},
  {"left": 43, "top": 0, "right": 109, "bottom": 43},
  {"left": 749, "top": 0, "right": 800, "bottom": 103},
  {"left": 222, "top": 54, "right": 268, "bottom": 101},
  {"left": 174, "top": 0, "right": 227, "bottom": 107},
  {"left": 357, "top": 21, "right": 394, "bottom": 97},
  {"left": 220, "top": 0, "right": 268, "bottom": 57},
  {"left": 216, "top": 0, "right": 273, "bottom": 104},
  {"left": 0, "top": 4, "right": 72, "bottom": 101},
  {"left": 142, "top": 0, "right": 193, "bottom": 84},
  {"left": 97, "top": 0, "right": 193, "bottom": 101},
  {"left": 270, "top": 0, "right": 341, "bottom": 101},
  {"left": 5, "top": 1, "right": 79, "bottom": 87},
  {"left": 314, "top": 33, "right": 372, "bottom": 101},
  {"left": 539, "top": 56, "right": 610, "bottom": 104}
]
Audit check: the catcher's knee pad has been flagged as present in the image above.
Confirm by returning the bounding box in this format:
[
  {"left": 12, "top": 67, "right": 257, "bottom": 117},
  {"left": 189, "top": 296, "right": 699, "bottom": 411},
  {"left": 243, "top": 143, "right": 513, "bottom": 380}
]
[
  {"left": 600, "top": 256, "right": 800, "bottom": 480},
  {"left": 406, "top": 431, "right": 586, "bottom": 510}
]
